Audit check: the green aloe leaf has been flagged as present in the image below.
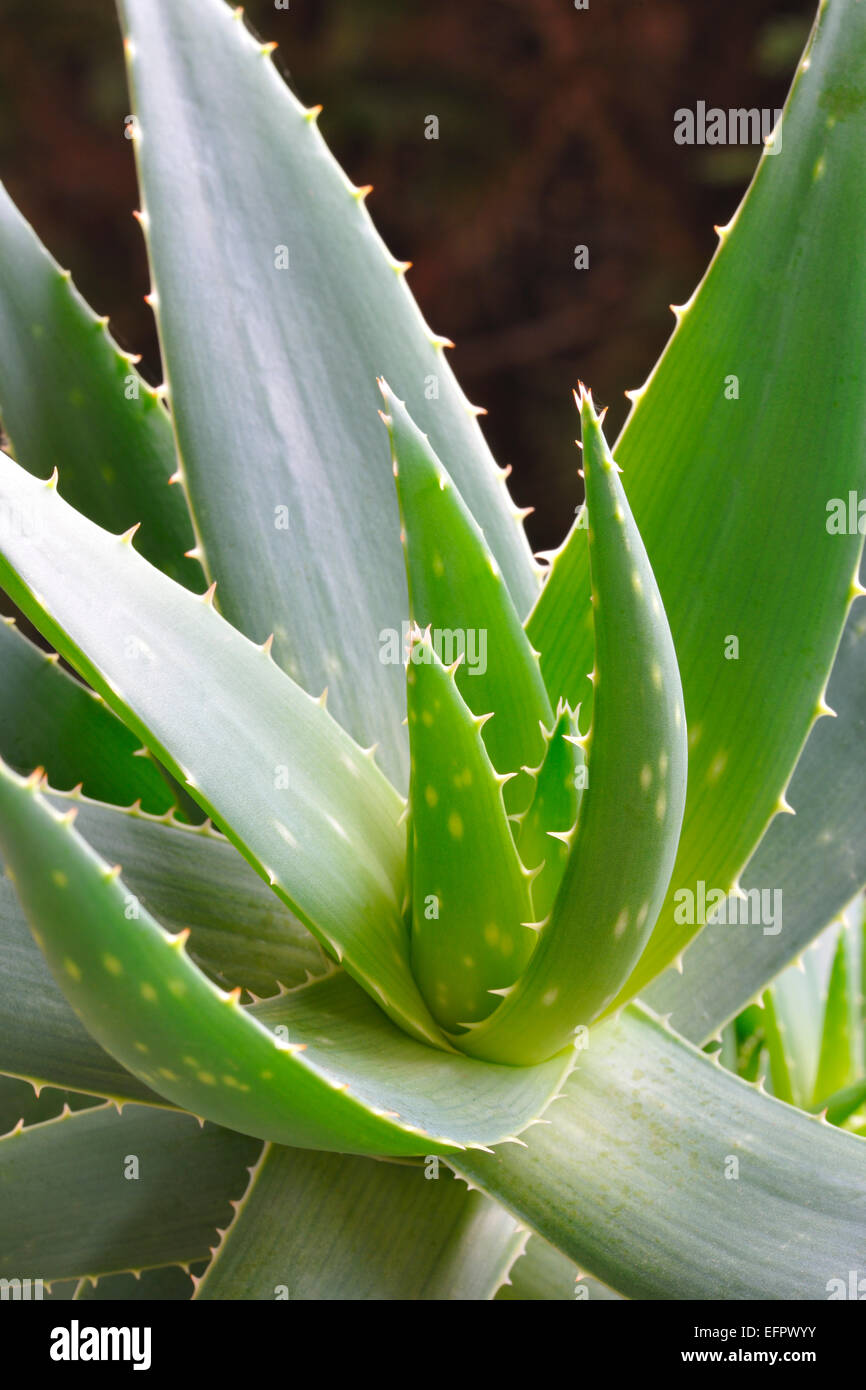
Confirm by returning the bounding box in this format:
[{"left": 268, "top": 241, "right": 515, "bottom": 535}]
[
  {"left": 0, "top": 1103, "right": 259, "bottom": 1283},
  {"left": 456, "top": 392, "right": 687, "bottom": 1063},
  {"left": 383, "top": 386, "right": 552, "bottom": 813},
  {"left": 194, "top": 1147, "right": 523, "bottom": 1301},
  {"left": 646, "top": 578, "right": 866, "bottom": 1041},
  {"left": 455, "top": 1004, "right": 866, "bottom": 1299},
  {"left": 0, "top": 180, "right": 199, "bottom": 588},
  {"left": 0, "top": 454, "right": 447, "bottom": 1047},
  {"left": 527, "top": 514, "right": 592, "bottom": 717},
  {"left": 0, "top": 765, "right": 570, "bottom": 1151},
  {"left": 406, "top": 633, "right": 536, "bottom": 1031},
  {"left": 116, "top": 0, "right": 539, "bottom": 788},
  {"left": 72, "top": 1265, "right": 201, "bottom": 1301},
  {"left": 46, "top": 793, "right": 329, "bottom": 997},
  {"left": 533, "top": 0, "right": 866, "bottom": 1005},
  {"left": 514, "top": 705, "right": 582, "bottom": 922},
  {"left": 0, "top": 618, "right": 175, "bottom": 814}
]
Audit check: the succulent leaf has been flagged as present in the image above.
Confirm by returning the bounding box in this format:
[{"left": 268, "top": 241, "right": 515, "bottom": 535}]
[
  {"left": 0, "top": 617, "right": 176, "bottom": 814},
  {"left": 455, "top": 1003, "right": 866, "bottom": 1299},
  {"left": 0, "top": 180, "right": 199, "bottom": 589},
  {"left": 535, "top": 0, "right": 866, "bottom": 1006},
  {"left": 0, "top": 764, "right": 571, "bottom": 1152},
  {"left": 0, "top": 1103, "right": 259, "bottom": 1284},
  {"left": 647, "top": 566, "right": 866, "bottom": 1042},
  {"left": 455, "top": 391, "right": 687, "bottom": 1063},
  {"left": 383, "top": 385, "right": 553, "bottom": 813},
  {"left": 405, "top": 632, "right": 536, "bottom": 1030},
  {"left": 0, "top": 454, "right": 448, "bottom": 1047},
  {"left": 194, "top": 1148, "right": 523, "bottom": 1301},
  {"left": 116, "top": 0, "right": 539, "bottom": 788},
  {"left": 514, "top": 704, "right": 582, "bottom": 922}
]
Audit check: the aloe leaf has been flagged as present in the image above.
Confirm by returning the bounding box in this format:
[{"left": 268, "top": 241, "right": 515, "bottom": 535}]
[
  {"left": 497, "top": 1236, "right": 623, "bottom": 1302},
  {"left": 0, "top": 1103, "right": 259, "bottom": 1283},
  {"left": 813, "top": 917, "right": 863, "bottom": 1105},
  {"left": 515, "top": 705, "right": 582, "bottom": 922},
  {"left": 0, "top": 766, "right": 570, "bottom": 1150},
  {"left": 47, "top": 793, "right": 329, "bottom": 997},
  {"left": 0, "top": 181, "right": 199, "bottom": 588},
  {"left": 645, "top": 581, "right": 866, "bottom": 1041},
  {"left": 455, "top": 1004, "right": 866, "bottom": 1299},
  {"left": 0, "top": 618, "right": 175, "bottom": 813},
  {"left": 194, "top": 1147, "right": 522, "bottom": 1301},
  {"left": 0, "top": 456, "right": 448, "bottom": 1047},
  {"left": 116, "top": 0, "right": 538, "bottom": 788},
  {"left": 383, "top": 386, "right": 552, "bottom": 813},
  {"left": 72, "top": 1265, "right": 200, "bottom": 1301},
  {"left": 456, "top": 392, "right": 687, "bottom": 1063},
  {"left": 534, "top": 0, "right": 866, "bottom": 1006},
  {"left": 0, "top": 793, "right": 327, "bottom": 1100},
  {"left": 406, "top": 633, "right": 536, "bottom": 1030},
  {"left": 0, "top": 1074, "right": 98, "bottom": 1136},
  {"left": 526, "top": 515, "right": 593, "bottom": 718}
]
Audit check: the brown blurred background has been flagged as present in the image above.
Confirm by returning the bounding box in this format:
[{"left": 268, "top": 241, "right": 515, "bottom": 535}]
[{"left": 0, "top": 0, "right": 814, "bottom": 551}]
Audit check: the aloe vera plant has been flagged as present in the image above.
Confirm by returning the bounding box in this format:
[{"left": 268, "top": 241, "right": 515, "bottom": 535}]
[{"left": 0, "top": 0, "right": 865, "bottom": 1302}]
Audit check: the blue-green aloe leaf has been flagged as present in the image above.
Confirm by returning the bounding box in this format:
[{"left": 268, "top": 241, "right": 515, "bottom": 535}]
[
  {"left": 455, "top": 1004, "right": 866, "bottom": 1299},
  {"left": 530, "top": 0, "right": 866, "bottom": 1007},
  {"left": 0, "top": 453, "right": 449, "bottom": 1047},
  {"left": 0, "top": 1103, "right": 259, "bottom": 1283},
  {"left": 194, "top": 1148, "right": 524, "bottom": 1302},
  {"left": 116, "top": 0, "right": 539, "bottom": 788},
  {"left": 456, "top": 392, "right": 687, "bottom": 1063},
  {"left": 645, "top": 577, "right": 866, "bottom": 1042},
  {"left": 0, "top": 764, "right": 571, "bottom": 1152}
]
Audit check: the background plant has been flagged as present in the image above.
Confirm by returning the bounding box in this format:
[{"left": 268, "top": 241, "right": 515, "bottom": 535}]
[{"left": 0, "top": 0, "right": 864, "bottom": 1300}]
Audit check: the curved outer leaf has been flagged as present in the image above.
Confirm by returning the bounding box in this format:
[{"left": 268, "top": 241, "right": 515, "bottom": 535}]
[
  {"left": 456, "top": 393, "right": 686, "bottom": 1063},
  {"left": 0, "top": 1103, "right": 259, "bottom": 1283},
  {"left": 646, "top": 583, "right": 866, "bottom": 1042},
  {"left": 406, "top": 634, "right": 536, "bottom": 1030},
  {"left": 0, "top": 180, "right": 199, "bottom": 588},
  {"left": 49, "top": 793, "right": 329, "bottom": 997},
  {"left": 194, "top": 1147, "right": 523, "bottom": 1301},
  {"left": 0, "top": 765, "right": 571, "bottom": 1152},
  {"left": 0, "top": 455, "right": 449, "bottom": 1048},
  {"left": 455, "top": 1004, "right": 866, "bottom": 1299},
  {"left": 533, "top": 0, "right": 866, "bottom": 1006},
  {"left": 383, "top": 386, "right": 552, "bottom": 813},
  {"left": 117, "top": 0, "right": 539, "bottom": 788},
  {"left": 0, "top": 617, "right": 175, "bottom": 814}
]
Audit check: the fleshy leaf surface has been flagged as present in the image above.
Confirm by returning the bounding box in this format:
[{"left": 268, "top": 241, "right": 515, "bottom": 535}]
[
  {"left": 117, "top": 0, "right": 539, "bottom": 787},
  {"left": 0, "top": 454, "right": 447, "bottom": 1047},
  {"left": 195, "top": 1147, "right": 523, "bottom": 1301},
  {"left": 456, "top": 1004, "right": 866, "bottom": 1299},
  {"left": 456, "top": 393, "right": 687, "bottom": 1063},
  {"left": 531, "top": 0, "right": 866, "bottom": 1004},
  {"left": 406, "top": 634, "right": 536, "bottom": 1030},
  {"left": 383, "top": 386, "right": 552, "bottom": 812},
  {"left": 0, "top": 179, "right": 199, "bottom": 588}
]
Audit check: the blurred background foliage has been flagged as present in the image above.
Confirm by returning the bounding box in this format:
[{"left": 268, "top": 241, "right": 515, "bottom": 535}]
[{"left": 0, "top": 0, "right": 813, "bottom": 551}]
